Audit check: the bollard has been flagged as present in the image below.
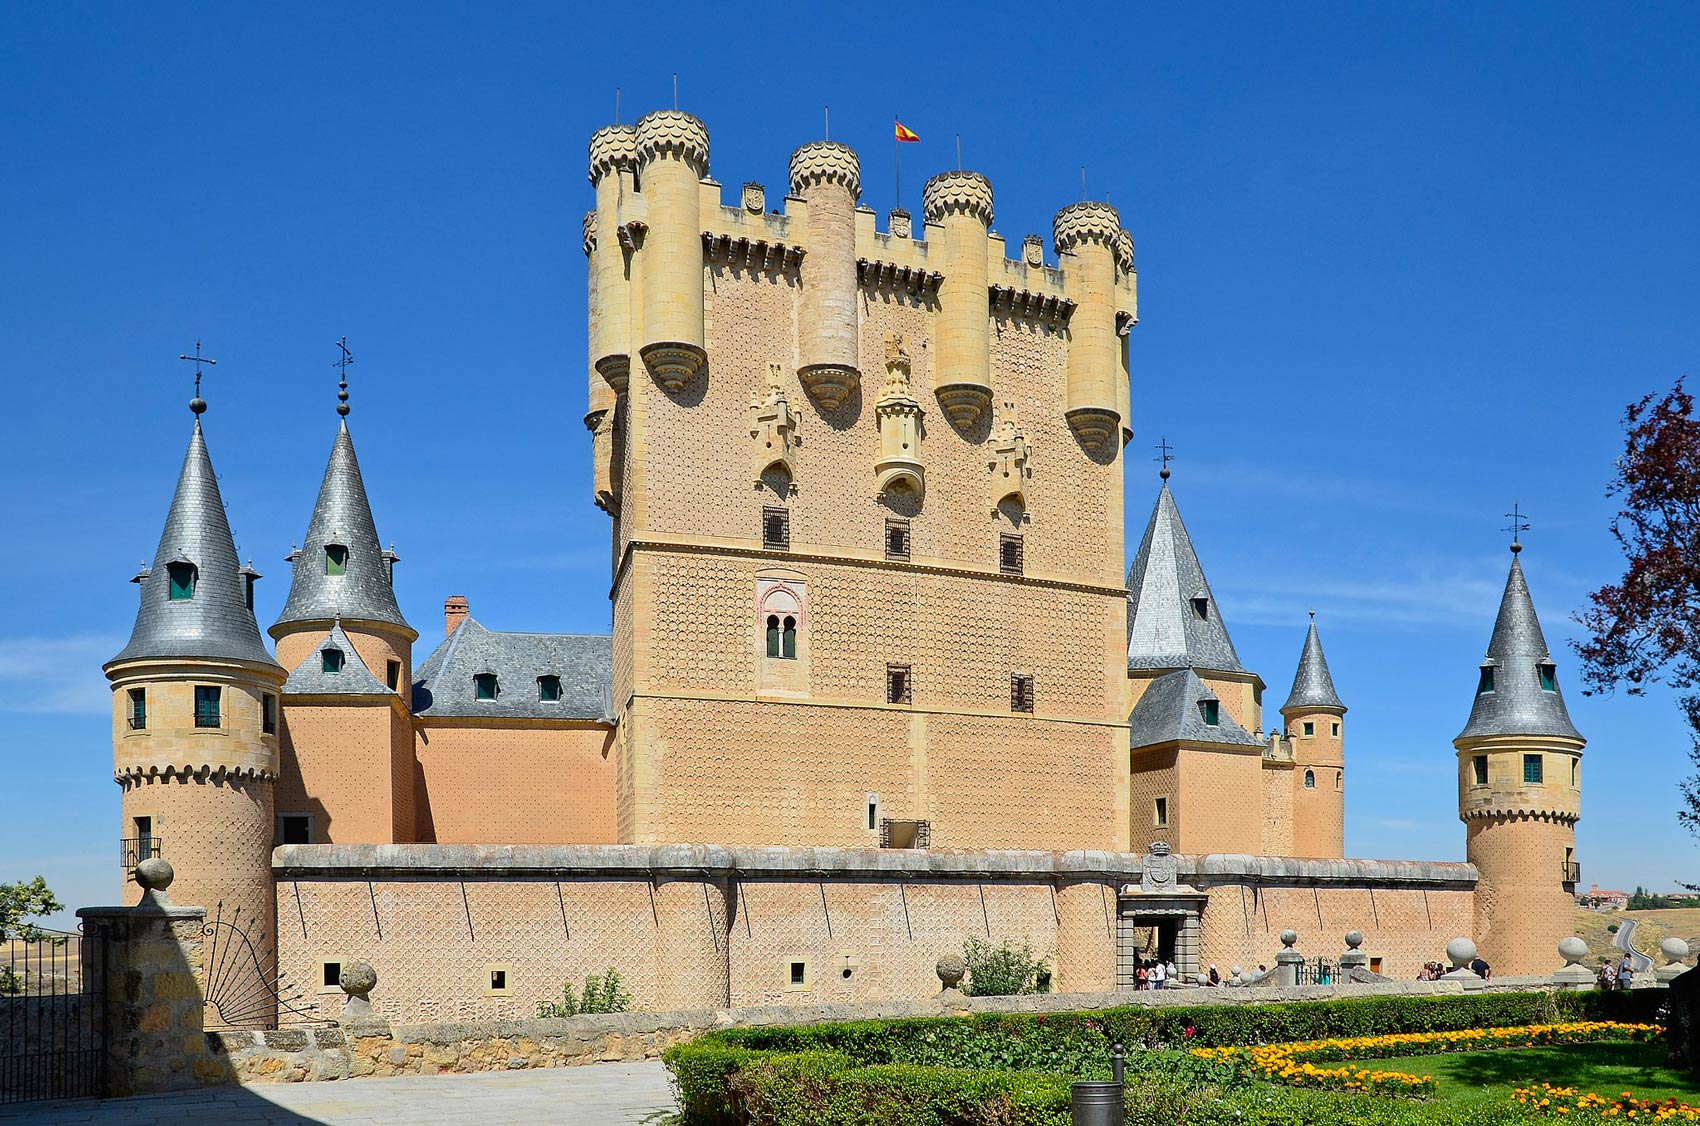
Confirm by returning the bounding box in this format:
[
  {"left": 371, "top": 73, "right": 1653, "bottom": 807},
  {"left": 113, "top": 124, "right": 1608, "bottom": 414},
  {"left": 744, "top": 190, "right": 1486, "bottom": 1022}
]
[{"left": 1072, "top": 1042, "right": 1126, "bottom": 1125}]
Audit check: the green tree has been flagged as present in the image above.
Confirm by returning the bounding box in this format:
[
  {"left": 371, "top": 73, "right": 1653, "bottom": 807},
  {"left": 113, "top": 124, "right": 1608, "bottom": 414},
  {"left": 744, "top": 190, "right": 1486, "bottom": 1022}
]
[{"left": 0, "top": 877, "right": 62, "bottom": 943}]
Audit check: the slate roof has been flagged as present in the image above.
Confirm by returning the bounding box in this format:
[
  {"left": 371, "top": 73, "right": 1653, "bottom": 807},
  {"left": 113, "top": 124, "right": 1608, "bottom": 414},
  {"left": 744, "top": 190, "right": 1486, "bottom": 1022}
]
[
  {"left": 108, "top": 420, "right": 282, "bottom": 671},
  {"left": 282, "top": 623, "right": 393, "bottom": 696},
  {"left": 412, "top": 617, "right": 613, "bottom": 721},
  {"left": 1456, "top": 552, "right": 1584, "bottom": 743},
  {"left": 1126, "top": 484, "right": 1247, "bottom": 673},
  {"left": 1282, "top": 615, "right": 1346, "bottom": 713},
  {"left": 272, "top": 420, "right": 412, "bottom": 636},
  {"left": 1128, "top": 669, "right": 1264, "bottom": 751}
]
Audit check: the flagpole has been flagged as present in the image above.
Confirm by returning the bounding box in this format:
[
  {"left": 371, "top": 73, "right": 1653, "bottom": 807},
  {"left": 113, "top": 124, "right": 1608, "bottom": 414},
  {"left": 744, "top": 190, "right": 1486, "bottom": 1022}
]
[{"left": 894, "top": 117, "right": 901, "bottom": 213}]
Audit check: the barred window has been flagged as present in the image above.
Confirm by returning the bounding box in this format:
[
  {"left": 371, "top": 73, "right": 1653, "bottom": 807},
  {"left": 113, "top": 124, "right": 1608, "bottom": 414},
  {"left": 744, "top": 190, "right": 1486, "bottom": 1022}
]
[
  {"left": 999, "top": 533, "right": 1024, "bottom": 576},
  {"left": 127, "top": 688, "right": 147, "bottom": 731},
  {"left": 886, "top": 664, "right": 911, "bottom": 705},
  {"left": 885, "top": 518, "right": 911, "bottom": 561},
  {"left": 762, "top": 506, "right": 790, "bottom": 550},
  {"left": 193, "top": 685, "right": 221, "bottom": 729},
  {"left": 1010, "top": 673, "right": 1034, "bottom": 713}
]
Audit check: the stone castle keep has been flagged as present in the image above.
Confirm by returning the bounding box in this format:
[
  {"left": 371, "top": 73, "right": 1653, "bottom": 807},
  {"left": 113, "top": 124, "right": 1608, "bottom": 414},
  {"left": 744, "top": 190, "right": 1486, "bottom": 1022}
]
[{"left": 103, "top": 109, "right": 1586, "bottom": 1024}]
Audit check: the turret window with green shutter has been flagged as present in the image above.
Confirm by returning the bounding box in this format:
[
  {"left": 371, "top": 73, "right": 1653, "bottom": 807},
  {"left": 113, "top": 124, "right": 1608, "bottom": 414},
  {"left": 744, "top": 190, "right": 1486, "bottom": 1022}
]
[
  {"left": 325, "top": 544, "right": 348, "bottom": 576},
  {"left": 1538, "top": 661, "right": 1558, "bottom": 692},
  {"left": 167, "top": 562, "right": 197, "bottom": 600},
  {"left": 1477, "top": 666, "right": 1495, "bottom": 694},
  {"left": 193, "top": 685, "right": 221, "bottom": 729},
  {"left": 1201, "top": 699, "right": 1220, "bottom": 726},
  {"left": 538, "top": 675, "right": 561, "bottom": 702},
  {"left": 322, "top": 648, "right": 344, "bottom": 674},
  {"left": 474, "top": 673, "right": 498, "bottom": 700}
]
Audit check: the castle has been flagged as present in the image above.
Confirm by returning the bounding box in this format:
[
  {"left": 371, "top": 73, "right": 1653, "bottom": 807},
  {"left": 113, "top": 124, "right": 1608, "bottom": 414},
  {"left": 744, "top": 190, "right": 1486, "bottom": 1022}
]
[{"left": 103, "top": 109, "right": 1584, "bottom": 1024}]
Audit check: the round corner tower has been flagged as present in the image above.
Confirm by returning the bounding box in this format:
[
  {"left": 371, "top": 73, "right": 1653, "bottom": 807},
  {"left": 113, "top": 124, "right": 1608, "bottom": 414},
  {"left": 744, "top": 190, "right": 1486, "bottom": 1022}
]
[
  {"left": 1454, "top": 543, "right": 1584, "bottom": 976},
  {"left": 922, "top": 169, "right": 995, "bottom": 431},
  {"left": 632, "top": 110, "right": 710, "bottom": 392},
  {"left": 104, "top": 404, "right": 285, "bottom": 962},
  {"left": 1053, "top": 201, "right": 1126, "bottom": 455},
  {"left": 1279, "top": 613, "right": 1346, "bottom": 859},
  {"left": 789, "top": 140, "right": 861, "bottom": 409}
]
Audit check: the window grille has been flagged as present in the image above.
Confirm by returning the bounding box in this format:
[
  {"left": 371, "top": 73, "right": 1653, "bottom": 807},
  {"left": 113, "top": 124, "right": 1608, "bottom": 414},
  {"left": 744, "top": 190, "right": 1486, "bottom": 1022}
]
[
  {"left": 762, "top": 506, "right": 790, "bottom": 550},
  {"left": 193, "top": 685, "right": 221, "bottom": 728},
  {"left": 886, "top": 665, "right": 912, "bottom": 705},
  {"left": 999, "top": 533, "right": 1024, "bottom": 576},
  {"left": 1010, "top": 673, "right": 1034, "bottom": 713},
  {"left": 885, "top": 518, "right": 911, "bottom": 561}
]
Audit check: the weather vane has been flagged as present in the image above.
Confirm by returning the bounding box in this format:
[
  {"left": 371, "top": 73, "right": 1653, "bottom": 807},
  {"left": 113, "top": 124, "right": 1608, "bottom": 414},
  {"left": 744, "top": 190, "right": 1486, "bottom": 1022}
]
[
  {"left": 1504, "top": 502, "right": 1530, "bottom": 554},
  {"left": 178, "top": 339, "right": 217, "bottom": 415},
  {"left": 1155, "top": 437, "right": 1175, "bottom": 481},
  {"left": 333, "top": 336, "right": 353, "bottom": 417}
]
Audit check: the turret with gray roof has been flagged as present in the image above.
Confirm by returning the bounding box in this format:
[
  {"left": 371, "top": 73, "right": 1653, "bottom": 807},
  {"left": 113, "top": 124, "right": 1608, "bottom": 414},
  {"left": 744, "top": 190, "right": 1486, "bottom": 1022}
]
[
  {"left": 1125, "top": 482, "right": 1247, "bottom": 675},
  {"left": 271, "top": 418, "right": 413, "bottom": 640},
  {"left": 1456, "top": 547, "right": 1583, "bottom": 743},
  {"left": 107, "top": 416, "right": 281, "bottom": 671},
  {"left": 1281, "top": 614, "right": 1346, "bottom": 715}
]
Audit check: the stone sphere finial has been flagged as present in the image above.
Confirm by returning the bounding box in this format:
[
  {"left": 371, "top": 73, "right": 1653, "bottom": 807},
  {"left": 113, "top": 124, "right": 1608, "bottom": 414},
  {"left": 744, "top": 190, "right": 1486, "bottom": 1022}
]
[
  {"left": 134, "top": 857, "right": 174, "bottom": 892},
  {"left": 1662, "top": 936, "right": 1691, "bottom": 964},
  {"left": 1280, "top": 929, "right": 1298, "bottom": 949},
  {"left": 339, "top": 961, "right": 377, "bottom": 1000},
  {"left": 935, "top": 953, "right": 966, "bottom": 990},
  {"left": 1344, "top": 931, "right": 1364, "bottom": 950},
  {"left": 1446, "top": 937, "right": 1478, "bottom": 969},
  {"left": 1558, "top": 936, "right": 1589, "bottom": 966}
]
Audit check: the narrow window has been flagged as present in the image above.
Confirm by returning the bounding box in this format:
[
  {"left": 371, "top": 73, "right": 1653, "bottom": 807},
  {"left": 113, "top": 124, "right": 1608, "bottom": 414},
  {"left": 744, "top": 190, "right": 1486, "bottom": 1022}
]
[
  {"left": 1539, "top": 662, "right": 1558, "bottom": 692},
  {"left": 766, "top": 614, "right": 781, "bottom": 658},
  {"left": 885, "top": 518, "right": 911, "bottom": 562},
  {"left": 262, "top": 694, "right": 277, "bottom": 735},
  {"left": 321, "top": 961, "right": 342, "bottom": 990},
  {"left": 386, "top": 660, "right": 401, "bottom": 690},
  {"left": 474, "top": 673, "right": 499, "bottom": 700},
  {"left": 279, "top": 814, "right": 311, "bottom": 845},
  {"left": 1472, "top": 755, "right": 1488, "bottom": 785},
  {"left": 1010, "top": 673, "right": 1035, "bottom": 713},
  {"left": 127, "top": 687, "right": 147, "bottom": 731},
  {"left": 322, "top": 647, "right": 344, "bottom": 674},
  {"left": 1523, "top": 753, "right": 1543, "bottom": 784},
  {"left": 1331, "top": 722, "right": 1340, "bottom": 737},
  {"left": 1200, "top": 699, "right": 1220, "bottom": 726},
  {"left": 243, "top": 574, "right": 256, "bottom": 610},
  {"left": 886, "top": 664, "right": 911, "bottom": 705},
  {"left": 133, "top": 816, "right": 154, "bottom": 863},
  {"left": 999, "top": 533, "right": 1024, "bottom": 576},
  {"left": 166, "top": 561, "right": 197, "bottom": 600},
  {"left": 1301, "top": 721, "right": 1314, "bottom": 737},
  {"left": 1571, "top": 758, "right": 1578, "bottom": 787},
  {"left": 1477, "top": 666, "right": 1495, "bottom": 694},
  {"left": 762, "top": 506, "right": 790, "bottom": 550},
  {"left": 1304, "top": 769, "right": 1316, "bottom": 789},
  {"left": 538, "top": 674, "right": 562, "bottom": 702},
  {"left": 325, "top": 544, "right": 348, "bottom": 576},
  {"left": 866, "top": 795, "right": 879, "bottom": 831},
  {"left": 1191, "top": 596, "right": 1209, "bottom": 621},
  {"left": 1564, "top": 846, "right": 1576, "bottom": 882},
  {"left": 1154, "top": 797, "right": 1168, "bottom": 827},
  {"left": 193, "top": 685, "right": 221, "bottom": 729},
  {"left": 781, "top": 616, "right": 797, "bottom": 659}
]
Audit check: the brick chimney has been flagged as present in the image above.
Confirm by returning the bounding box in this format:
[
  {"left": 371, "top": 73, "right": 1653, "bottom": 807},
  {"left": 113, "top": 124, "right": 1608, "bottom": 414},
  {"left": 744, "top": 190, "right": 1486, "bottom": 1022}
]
[{"left": 444, "top": 595, "right": 469, "bottom": 636}]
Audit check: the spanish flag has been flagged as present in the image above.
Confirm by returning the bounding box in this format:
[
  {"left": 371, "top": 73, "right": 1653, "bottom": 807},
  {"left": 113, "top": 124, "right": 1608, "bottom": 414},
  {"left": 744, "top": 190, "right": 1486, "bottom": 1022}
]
[{"left": 895, "top": 120, "right": 920, "bottom": 143}]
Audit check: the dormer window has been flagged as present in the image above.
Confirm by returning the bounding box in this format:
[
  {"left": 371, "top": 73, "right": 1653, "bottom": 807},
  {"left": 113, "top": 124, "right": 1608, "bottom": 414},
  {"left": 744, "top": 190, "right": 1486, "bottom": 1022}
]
[
  {"left": 325, "top": 544, "right": 348, "bottom": 576},
  {"left": 474, "top": 673, "right": 499, "bottom": 700},
  {"left": 166, "top": 561, "right": 197, "bottom": 601},
  {"left": 538, "top": 675, "right": 562, "bottom": 702},
  {"left": 1191, "top": 596, "right": 1209, "bottom": 621},
  {"left": 321, "top": 647, "right": 344, "bottom": 674},
  {"left": 1200, "top": 699, "right": 1220, "bottom": 726},
  {"left": 1538, "top": 662, "right": 1558, "bottom": 693},
  {"left": 1477, "top": 666, "right": 1495, "bottom": 694}
]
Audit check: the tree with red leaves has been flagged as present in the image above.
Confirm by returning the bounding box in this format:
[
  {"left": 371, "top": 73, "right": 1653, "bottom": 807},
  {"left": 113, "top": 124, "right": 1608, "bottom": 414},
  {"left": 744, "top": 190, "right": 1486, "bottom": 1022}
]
[{"left": 1576, "top": 379, "right": 1700, "bottom": 838}]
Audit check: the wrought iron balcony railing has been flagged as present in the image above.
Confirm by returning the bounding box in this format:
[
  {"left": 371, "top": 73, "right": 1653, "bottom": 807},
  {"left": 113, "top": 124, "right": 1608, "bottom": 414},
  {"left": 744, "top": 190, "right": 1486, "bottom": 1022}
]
[
  {"left": 1563, "top": 861, "right": 1581, "bottom": 884},
  {"left": 119, "top": 837, "right": 161, "bottom": 870}
]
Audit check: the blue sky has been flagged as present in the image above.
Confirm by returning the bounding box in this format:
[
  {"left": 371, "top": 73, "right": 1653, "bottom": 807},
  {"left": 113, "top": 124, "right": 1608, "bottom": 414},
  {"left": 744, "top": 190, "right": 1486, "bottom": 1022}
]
[{"left": 3, "top": 2, "right": 1698, "bottom": 926}]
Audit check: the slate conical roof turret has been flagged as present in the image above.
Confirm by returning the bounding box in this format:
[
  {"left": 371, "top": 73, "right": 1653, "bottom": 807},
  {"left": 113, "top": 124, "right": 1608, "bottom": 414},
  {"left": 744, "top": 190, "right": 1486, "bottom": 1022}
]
[
  {"left": 1126, "top": 483, "right": 1246, "bottom": 673},
  {"left": 272, "top": 418, "right": 413, "bottom": 637},
  {"left": 1456, "top": 548, "right": 1583, "bottom": 743},
  {"left": 1282, "top": 614, "right": 1345, "bottom": 714},
  {"left": 108, "top": 418, "right": 281, "bottom": 670}
]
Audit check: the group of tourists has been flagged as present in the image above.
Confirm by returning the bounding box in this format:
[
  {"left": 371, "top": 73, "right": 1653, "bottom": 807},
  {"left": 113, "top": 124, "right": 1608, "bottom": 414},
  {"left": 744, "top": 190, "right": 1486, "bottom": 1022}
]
[
  {"left": 1129, "top": 956, "right": 1179, "bottom": 988},
  {"left": 1414, "top": 954, "right": 1492, "bottom": 980},
  {"left": 1598, "top": 956, "right": 1636, "bottom": 989}
]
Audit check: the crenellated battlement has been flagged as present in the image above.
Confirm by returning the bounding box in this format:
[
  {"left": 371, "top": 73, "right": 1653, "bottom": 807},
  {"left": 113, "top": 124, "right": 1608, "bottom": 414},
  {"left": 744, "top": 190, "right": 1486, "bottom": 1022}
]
[
  {"left": 788, "top": 141, "right": 861, "bottom": 198},
  {"left": 588, "top": 124, "right": 637, "bottom": 185},
  {"left": 633, "top": 110, "right": 710, "bottom": 176},
  {"left": 1053, "top": 201, "right": 1123, "bottom": 255}
]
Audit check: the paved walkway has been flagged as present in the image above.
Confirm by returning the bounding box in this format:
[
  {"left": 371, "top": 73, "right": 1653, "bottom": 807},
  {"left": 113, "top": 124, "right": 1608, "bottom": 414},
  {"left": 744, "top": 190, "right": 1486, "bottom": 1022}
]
[{"left": 0, "top": 1061, "right": 676, "bottom": 1125}]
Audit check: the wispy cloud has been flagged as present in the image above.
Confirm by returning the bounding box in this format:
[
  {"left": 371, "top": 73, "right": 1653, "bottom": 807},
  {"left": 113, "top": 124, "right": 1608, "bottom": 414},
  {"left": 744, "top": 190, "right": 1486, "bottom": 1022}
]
[
  {"left": 1219, "top": 563, "right": 1503, "bottom": 629},
  {"left": 1377, "top": 819, "right": 1422, "bottom": 831},
  {"left": 0, "top": 635, "right": 122, "bottom": 715}
]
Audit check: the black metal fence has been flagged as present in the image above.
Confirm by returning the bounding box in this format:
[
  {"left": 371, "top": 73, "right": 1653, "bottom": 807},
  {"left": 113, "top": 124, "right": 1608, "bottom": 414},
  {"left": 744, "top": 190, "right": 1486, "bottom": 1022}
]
[
  {"left": 1295, "top": 957, "right": 1341, "bottom": 985},
  {"left": 0, "top": 926, "right": 106, "bottom": 1104}
]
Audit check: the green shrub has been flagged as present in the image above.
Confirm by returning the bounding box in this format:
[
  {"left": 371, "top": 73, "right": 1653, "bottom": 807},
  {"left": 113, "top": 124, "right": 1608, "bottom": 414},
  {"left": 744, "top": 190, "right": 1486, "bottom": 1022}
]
[
  {"left": 536, "top": 967, "right": 631, "bottom": 1017},
  {"left": 962, "top": 937, "right": 1049, "bottom": 996}
]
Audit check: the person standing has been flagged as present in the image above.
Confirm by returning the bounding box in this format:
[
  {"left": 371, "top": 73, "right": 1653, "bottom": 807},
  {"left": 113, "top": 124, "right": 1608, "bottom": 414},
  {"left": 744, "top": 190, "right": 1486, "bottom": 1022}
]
[
  {"left": 1619, "top": 955, "right": 1635, "bottom": 990},
  {"left": 1151, "top": 958, "right": 1167, "bottom": 990}
]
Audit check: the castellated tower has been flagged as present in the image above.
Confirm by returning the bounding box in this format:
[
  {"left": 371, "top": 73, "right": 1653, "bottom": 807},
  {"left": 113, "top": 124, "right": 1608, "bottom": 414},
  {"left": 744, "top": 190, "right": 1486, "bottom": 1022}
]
[
  {"left": 1454, "top": 543, "right": 1584, "bottom": 976},
  {"left": 587, "top": 111, "right": 1138, "bottom": 850},
  {"left": 104, "top": 399, "right": 286, "bottom": 958},
  {"left": 1280, "top": 614, "right": 1346, "bottom": 859},
  {"left": 269, "top": 395, "right": 417, "bottom": 845}
]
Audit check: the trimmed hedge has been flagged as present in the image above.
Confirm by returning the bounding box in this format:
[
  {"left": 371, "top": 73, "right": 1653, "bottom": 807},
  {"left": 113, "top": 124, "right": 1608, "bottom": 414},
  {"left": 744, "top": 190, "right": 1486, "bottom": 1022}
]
[{"left": 664, "top": 991, "right": 1666, "bottom": 1125}]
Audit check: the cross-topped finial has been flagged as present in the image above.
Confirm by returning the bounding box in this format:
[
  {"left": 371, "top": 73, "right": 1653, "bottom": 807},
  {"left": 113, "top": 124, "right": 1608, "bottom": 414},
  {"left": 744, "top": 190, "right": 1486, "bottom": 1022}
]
[
  {"left": 333, "top": 336, "right": 353, "bottom": 417},
  {"left": 1504, "top": 502, "right": 1530, "bottom": 554},
  {"left": 178, "top": 339, "right": 217, "bottom": 415},
  {"left": 1155, "top": 437, "right": 1175, "bottom": 481}
]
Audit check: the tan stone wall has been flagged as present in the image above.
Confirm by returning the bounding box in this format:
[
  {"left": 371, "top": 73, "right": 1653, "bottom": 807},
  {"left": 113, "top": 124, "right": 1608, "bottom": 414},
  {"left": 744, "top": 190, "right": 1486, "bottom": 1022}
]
[
  {"left": 1260, "top": 760, "right": 1295, "bottom": 856},
  {"left": 276, "top": 700, "right": 406, "bottom": 844},
  {"left": 1129, "top": 747, "right": 1179, "bottom": 848},
  {"left": 1195, "top": 883, "right": 1475, "bottom": 981},
  {"left": 1288, "top": 710, "right": 1344, "bottom": 858},
  {"left": 1201, "top": 674, "right": 1263, "bottom": 739},
  {"left": 412, "top": 722, "right": 616, "bottom": 844},
  {"left": 1467, "top": 814, "right": 1576, "bottom": 976},
  {"left": 110, "top": 665, "right": 279, "bottom": 780},
  {"left": 1175, "top": 747, "right": 1264, "bottom": 855}
]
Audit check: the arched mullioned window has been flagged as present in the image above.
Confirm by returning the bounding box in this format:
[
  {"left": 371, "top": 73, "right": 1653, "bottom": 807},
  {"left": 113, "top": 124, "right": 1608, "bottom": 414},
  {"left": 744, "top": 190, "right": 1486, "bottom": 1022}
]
[
  {"left": 757, "top": 579, "right": 804, "bottom": 662},
  {"left": 766, "top": 615, "right": 781, "bottom": 658},
  {"left": 782, "top": 616, "right": 797, "bottom": 659}
]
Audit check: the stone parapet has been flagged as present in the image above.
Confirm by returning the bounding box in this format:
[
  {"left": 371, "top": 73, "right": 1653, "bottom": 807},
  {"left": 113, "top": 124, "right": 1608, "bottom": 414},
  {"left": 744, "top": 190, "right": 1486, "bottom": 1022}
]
[
  {"left": 273, "top": 843, "right": 1476, "bottom": 888},
  {"left": 588, "top": 124, "right": 637, "bottom": 185}
]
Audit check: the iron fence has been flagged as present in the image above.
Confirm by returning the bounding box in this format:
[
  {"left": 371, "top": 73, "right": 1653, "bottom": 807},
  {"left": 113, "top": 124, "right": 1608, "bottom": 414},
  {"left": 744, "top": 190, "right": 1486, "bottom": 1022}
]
[
  {"left": 1295, "top": 957, "right": 1341, "bottom": 985},
  {"left": 1, "top": 926, "right": 105, "bottom": 1104},
  {"left": 119, "top": 837, "right": 161, "bottom": 870}
]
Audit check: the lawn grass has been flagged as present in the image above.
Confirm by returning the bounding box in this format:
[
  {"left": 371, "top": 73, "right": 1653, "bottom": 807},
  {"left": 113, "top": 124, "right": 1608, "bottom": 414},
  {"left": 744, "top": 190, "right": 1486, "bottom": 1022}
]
[{"left": 1341, "top": 1041, "right": 1700, "bottom": 1106}]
